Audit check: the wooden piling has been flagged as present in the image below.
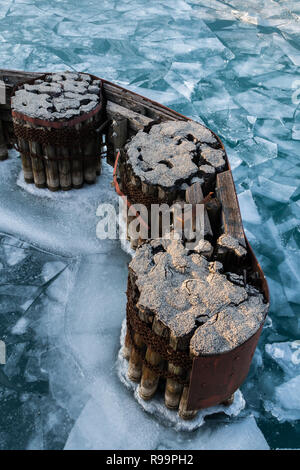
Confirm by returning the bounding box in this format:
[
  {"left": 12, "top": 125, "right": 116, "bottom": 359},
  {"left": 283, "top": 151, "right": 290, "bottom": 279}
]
[
  {"left": 107, "top": 118, "right": 128, "bottom": 166},
  {"left": 83, "top": 116, "right": 97, "bottom": 185},
  {"left": 119, "top": 121, "right": 226, "bottom": 246},
  {"left": 18, "top": 123, "right": 33, "bottom": 183},
  {"left": 125, "top": 236, "right": 267, "bottom": 418},
  {"left": 71, "top": 123, "right": 84, "bottom": 189},
  {"left": 122, "top": 327, "right": 132, "bottom": 360}
]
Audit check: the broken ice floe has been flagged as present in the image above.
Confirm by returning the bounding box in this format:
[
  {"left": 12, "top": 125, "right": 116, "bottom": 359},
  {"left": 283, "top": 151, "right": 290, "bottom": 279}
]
[{"left": 264, "top": 341, "right": 300, "bottom": 422}]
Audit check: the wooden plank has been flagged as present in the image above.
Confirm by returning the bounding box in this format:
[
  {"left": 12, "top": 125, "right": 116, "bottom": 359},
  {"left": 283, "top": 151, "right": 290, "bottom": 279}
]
[{"left": 216, "top": 170, "right": 246, "bottom": 248}]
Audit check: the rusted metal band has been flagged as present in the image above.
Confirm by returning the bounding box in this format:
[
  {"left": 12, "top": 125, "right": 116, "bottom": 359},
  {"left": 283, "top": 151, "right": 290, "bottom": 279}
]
[{"left": 13, "top": 119, "right": 103, "bottom": 147}]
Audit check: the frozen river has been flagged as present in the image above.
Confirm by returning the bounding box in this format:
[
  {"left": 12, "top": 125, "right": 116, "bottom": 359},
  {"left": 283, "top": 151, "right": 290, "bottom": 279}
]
[{"left": 0, "top": 0, "right": 299, "bottom": 450}]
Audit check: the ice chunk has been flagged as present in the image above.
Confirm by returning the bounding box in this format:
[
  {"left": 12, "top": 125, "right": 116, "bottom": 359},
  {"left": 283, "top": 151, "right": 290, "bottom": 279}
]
[
  {"left": 3, "top": 342, "right": 26, "bottom": 380},
  {"left": 264, "top": 342, "right": 300, "bottom": 422},
  {"left": 292, "top": 110, "right": 300, "bottom": 140},
  {"left": 278, "top": 252, "right": 300, "bottom": 305},
  {"left": 194, "top": 82, "right": 239, "bottom": 115},
  {"left": 11, "top": 317, "right": 29, "bottom": 335},
  {"left": 66, "top": 357, "right": 267, "bottom": 450},
  {"left": 215, "top": 26, "right": 270, "bottom": 55},
  {"left": 161, "top": 415, "right": 269, "bottom": 451},
  {"left": 233, "top": 137, "right": 277, "bottom": 168},
  {"left": 117, "top": 321, "right": 245, "bottom": 432},
  {"left": 164, "top": 70, "right": 198, "bottom": 101},
  {"left": 235, "top": 90, "right": 295, "bottom": 119},
  {"left": 273, "top": 33, "right": 300, "bottom": 66},
  {"left": 41, "top": 261, "right": 67, "bottom": 283}
]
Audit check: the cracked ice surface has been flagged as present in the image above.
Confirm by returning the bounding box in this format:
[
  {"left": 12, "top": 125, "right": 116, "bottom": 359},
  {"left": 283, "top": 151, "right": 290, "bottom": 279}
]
[{"left": 0, "top": 0, "right": 299, "bottom": 450}]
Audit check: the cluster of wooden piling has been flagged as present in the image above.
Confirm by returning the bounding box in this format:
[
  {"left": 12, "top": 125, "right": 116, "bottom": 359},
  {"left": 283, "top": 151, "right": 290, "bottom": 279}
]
[{"left": 11, "top": 72, "right": 104, "bottom": 191}]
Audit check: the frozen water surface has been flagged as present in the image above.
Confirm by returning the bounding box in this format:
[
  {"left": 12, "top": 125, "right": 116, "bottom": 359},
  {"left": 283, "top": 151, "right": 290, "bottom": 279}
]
[{"left": 0, "top": 0, "right": 299, "bottom": 450}]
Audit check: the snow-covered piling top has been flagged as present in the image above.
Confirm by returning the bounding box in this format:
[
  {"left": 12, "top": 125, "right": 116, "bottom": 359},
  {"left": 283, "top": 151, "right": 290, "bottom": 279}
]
[
  {"left": 129, "top": 238, "right": 268, "bottom": 356},
  {"left": 11, "top": 72, "right": 101, "bottom": 121},
  {"left": 125, "top": 121, "right": 226, "bottom": 189}
]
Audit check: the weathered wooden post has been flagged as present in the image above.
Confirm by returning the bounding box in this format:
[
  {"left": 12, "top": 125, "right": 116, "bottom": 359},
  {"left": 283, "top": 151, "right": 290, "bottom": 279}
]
[
  {"left": 11, "top": 72, "right": 105, "bottom": 190},
  {"left": 124, "top": 237, "right": 268, "bottom": 419}
]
